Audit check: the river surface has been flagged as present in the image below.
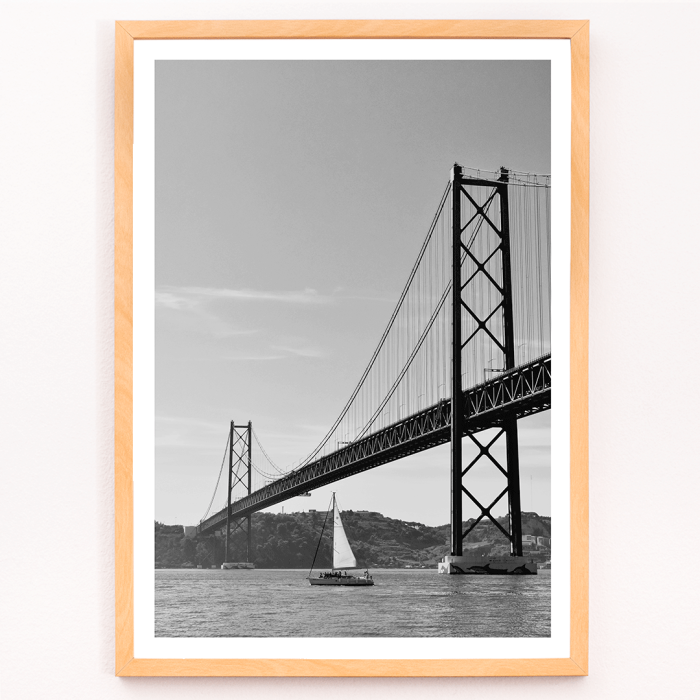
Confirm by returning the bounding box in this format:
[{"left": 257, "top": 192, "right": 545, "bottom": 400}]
[{"left": 156, "top": 568, "right": 550, "bottom": 637}]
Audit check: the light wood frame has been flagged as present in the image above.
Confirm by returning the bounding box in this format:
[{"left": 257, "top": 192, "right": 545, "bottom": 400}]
[{"left": 115, "top": 19, "right": 588, "bottom": 677}]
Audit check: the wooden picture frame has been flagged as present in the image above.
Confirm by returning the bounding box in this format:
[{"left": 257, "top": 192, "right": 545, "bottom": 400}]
[{"left": 115, "top": 19, "right": 588, "bottom": 677}]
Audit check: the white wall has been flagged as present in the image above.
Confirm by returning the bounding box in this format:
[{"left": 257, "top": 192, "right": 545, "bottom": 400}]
[{"left": 1, "top": 2, "right": 698, "bottom": 698}]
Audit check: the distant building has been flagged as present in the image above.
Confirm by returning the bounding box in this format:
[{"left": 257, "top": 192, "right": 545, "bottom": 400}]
[{"left": 537, "top": 536, "right": 551, "bottom": 547}]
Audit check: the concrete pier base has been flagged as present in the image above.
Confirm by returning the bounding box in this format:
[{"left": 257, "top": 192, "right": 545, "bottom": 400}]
[{"left": 438, "top": 554, "right": 536, "bottom": 575}]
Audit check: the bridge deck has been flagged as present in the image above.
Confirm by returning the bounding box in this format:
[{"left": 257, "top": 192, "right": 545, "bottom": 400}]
[{"left": 196, "top": 355, "right": 551, "bottom": 536}]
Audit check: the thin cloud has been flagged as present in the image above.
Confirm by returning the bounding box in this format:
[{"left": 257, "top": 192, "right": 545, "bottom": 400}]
[
  {"left": 157, "top": 285, "right": 396, "bottom": 310},
  {"left": 156, "top": 290, "right": 197, "bottom": 310},
  {"left": 272, "top": 345, "right": 325, "bottom": 359},
  {"left": 225, "top": 354, "right": 287, "bottom": 361},
  {"left": 157, "top": 285, "right": 332, "bottom": 307},
  {"left": 156, "top": 415, "right": 224, "bottom": 432},
  {"left": 155, "top": 415, "right": 230, "bottom": 450},
  {"left": 156, "top": 288, "right": 260, "bottom": 337},
  {"left": 331, "top": 285, "right": 397, "bottom": 303},
  {"left": 225, "top": 345, "right": 325, "bottom": 361}
]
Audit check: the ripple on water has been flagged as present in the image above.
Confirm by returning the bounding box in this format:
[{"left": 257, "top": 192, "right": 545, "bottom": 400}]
[{"left": 155, "top": 568, "right": 550, "bottom": 638}]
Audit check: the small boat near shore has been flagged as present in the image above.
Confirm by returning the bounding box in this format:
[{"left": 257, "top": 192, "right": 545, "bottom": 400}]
[
  {"left": 221, "top": 561, "right": 255, "bottom": 570},
  {"left": 308, "top": 493, "right": 374, "bottom": 587}
]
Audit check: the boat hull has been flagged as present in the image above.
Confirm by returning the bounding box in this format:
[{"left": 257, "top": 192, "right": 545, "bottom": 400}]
[
  {"left": 308, "top": 576, "right": 374, "bottom": 586},
  {"left": 221, "top": 562, "right": 255, "bottom": 570},
  {"left": 438, "top": 555, "right": 537, "bottom": 575}
]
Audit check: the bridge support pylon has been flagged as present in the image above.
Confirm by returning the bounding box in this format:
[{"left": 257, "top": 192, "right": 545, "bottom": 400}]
[
  {"left": 222, "top": 420, "right": 254, "bottom": 569},
  {"left": 449, "top": 164, "right": 525, "bottom": 563}
]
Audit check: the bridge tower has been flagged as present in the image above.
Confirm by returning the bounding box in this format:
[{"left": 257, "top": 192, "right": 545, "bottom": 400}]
[
  {"left": 223, "top": 420, "right": 253, "bottom": 566},
  {"left": 450, "top": 164, "right": 523, "bottom": 559}
]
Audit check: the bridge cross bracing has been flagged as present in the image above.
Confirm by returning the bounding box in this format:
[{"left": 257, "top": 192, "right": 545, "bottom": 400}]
[{"left": 196, "top": 165, "right": 551, "bottom": 558}]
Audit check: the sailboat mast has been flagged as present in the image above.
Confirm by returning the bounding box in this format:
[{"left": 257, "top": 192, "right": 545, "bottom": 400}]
[{"left": 331, "top": 492, "right": 335, "bottom": 571}]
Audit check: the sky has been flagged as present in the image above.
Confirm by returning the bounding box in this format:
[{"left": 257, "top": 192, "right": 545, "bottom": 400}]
[{"left": 154, "top": 59, "right": 551, "bottom": 527}]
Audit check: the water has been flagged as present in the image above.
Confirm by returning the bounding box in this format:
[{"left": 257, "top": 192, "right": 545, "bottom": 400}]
[{"left": 156, "top": 569, "right": 550, "bottom": 637}]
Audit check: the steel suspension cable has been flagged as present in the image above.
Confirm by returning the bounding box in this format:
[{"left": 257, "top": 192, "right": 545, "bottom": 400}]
[
  {"left": 252, "top": 427, "right": 287, "bottom": 475},
  {"left": 295, "top": 182, "right": 451, "bottom": 469},
  {"left": 200, "top": 431, "right": 231, "bottom": 523}
]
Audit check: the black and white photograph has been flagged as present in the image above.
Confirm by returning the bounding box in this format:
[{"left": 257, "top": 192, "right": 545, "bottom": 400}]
[{"left": 151, "top": 51, "right": 555, "bottom": 640}]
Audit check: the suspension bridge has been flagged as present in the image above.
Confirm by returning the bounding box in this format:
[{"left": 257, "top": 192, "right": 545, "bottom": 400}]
[{"left": 194, "top": 164, "right": 551, "bottom": 570}]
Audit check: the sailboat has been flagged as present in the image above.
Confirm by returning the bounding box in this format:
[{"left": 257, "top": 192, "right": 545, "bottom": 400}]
[{"left": 308, "top": 493, "right": 374, "bottom": 587}]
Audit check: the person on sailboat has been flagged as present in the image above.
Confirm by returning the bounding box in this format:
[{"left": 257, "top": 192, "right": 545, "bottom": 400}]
[{"left": 307, "top": 493, "right": 375, "bottom": 587}]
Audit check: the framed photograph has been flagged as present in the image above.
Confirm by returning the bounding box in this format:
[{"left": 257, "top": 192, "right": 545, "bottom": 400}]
[{"left": 115, "top": 20, "right": 588, "bottom": 677}]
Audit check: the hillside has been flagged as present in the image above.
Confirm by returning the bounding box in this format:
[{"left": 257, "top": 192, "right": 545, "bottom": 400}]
[{"left": 155, "top": 510, "right": 551, "bottom": 569}]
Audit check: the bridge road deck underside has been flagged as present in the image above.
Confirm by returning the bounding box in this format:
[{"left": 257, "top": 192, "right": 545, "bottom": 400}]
[{"left": 196, "top": 355, "right": 551, "bottom": 537}]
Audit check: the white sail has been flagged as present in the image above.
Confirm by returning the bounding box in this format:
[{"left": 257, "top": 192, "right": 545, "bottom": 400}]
[{"left": 332, "top": 496, "right": 357, "bottom": 569}]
